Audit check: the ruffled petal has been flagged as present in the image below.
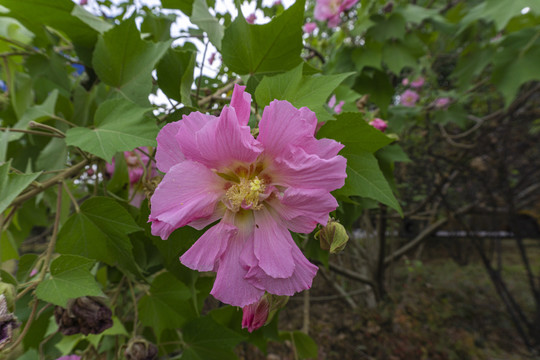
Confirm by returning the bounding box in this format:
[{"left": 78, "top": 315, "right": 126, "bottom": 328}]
[
  {"left": 211, "top": 230, "right": 264, "bottom": 307},
  {"left": 245, "top": 241, "right": 318, "bottom": 296},
  {"left": 155, "top": 121, "right": 185, "bottom": 173},
  {"left": 180, "top": 220, "right": 236, "bottom": 272},
  {"left": 266, "top": 188, "right": 337, "bottom": 233},
  {"left": 188, "top": 203, "right": 226, "bottom": 230},
  {"left": 252, "top": 208, "right": 294, "bottom": 279},
  {"left": 268, "top": 146, "right": 347, "bottom": 192},
  {"left": 177, "top": 107, "right": 262, "bottom": 169},
  {"left": 315, "top": 138, "right": 344, "bottom": 159},
  {"left": 149, "top": 160, "right": 226, "bottom": 239},
  {"left": 258, "top": 100, "right": 318, "bottom": 159},
  {"left": 230, "top": 84, "right": 252, "bottom": 126},
  {"left": 176, "top": 112, "right": 217, "bottom": 164}
]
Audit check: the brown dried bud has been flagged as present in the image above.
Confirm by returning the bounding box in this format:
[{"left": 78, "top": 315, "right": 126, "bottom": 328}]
[
  {"left": 382, "top": 2, "right": 394, "bottom": 13},
  {"left": 124, "top": 337, "right": 158, "bottom": 360},
  {"left": 0, "top": 294, "right": 19, "bottom": 350},
  {"left": 54, "top": 297, "right": 113, "bottom": 336}
]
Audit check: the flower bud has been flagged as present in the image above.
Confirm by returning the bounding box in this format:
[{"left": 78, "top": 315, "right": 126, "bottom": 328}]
[
  {"left": 0, "top": 282, "right": 16, "bottom": 312},
  {"left": 241, "top": 294, "right": 289, "bottom": 332},
  {"left": 124, "top": 337, "right": 158, "bottom": 360},
  {"left": 315, "top": 218, "right": 349, "bottom": 253},
  {"left": 242, "top": 297, "right": 269, "bottom": 333},
  {"left": 54, "top": 297, "right": 113, "bottom": 336},
  {"left": 0, "top": 294, "right": 19, "bottom": 351}
]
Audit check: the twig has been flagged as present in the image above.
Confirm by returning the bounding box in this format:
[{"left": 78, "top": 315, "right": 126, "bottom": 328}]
[
  {"left": 6, "top": 299, "right": 39, "bottom": 352},
  {"left": 197, "top": 79, "right": 241, "bottom": 107},
  {"left": 195, "top": 41, "right": 209, "bottom": 103},
  {"left": 301, "top": 291, "right": 310, "bottom": 334},
  {"left": 127, "top": 278, "right": 139, "bottom": 337},
  {"left": 29, "top": 121, "right": 66, "bottom": 138},
  {"left": 38, "top": 183, "right": 63, "bottom": 281},
  {"left": 10, "top": 158, "right": 90, "bottom": 208},
  {"left": 0, "top": 127, "right": 63, "bottom": 138},
  {"left": 325, "top": 261, "right": 375, "bottom": 287},
  {"left": 319, "top": 267, "right": 357, "bottom": 309},
  {"left": 62, "top": 181, "right": 80, "bottom": 213}
]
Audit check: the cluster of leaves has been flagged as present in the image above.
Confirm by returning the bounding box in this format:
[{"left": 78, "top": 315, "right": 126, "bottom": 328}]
[{"left": 1, "top": 0, "right": 539, "bottom": 358}]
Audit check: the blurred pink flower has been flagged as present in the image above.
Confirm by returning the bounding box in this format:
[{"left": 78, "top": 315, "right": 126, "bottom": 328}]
[
  {"left": 149, "top": 84, "right": 346, "bottom": 306},
  {"left": 369, "top": 118, "right": 388, "bottom": 132},
  {"left": 273, "top": 0, "right": 282, "bottom": 6},
  {"left": 242, "top": 297, "right": 269, "bottom": 332},
  {"left": 314, "top": 0, "right": 358, "bottom": 27},
  {"left": 56, "top": 356, "right": 81, "bottom": 360},
  {"left": 303, "top": 22, "right": 317, "bottom": 34},
  {"left": 410, "top": 77, "right": 425, "bottom": 88},
  {"left": 80, "top": 0, "right": 87, "bottom": 5},
  {"left": 106, "top": 148, "right": 158, "bottom": 207},
  {"left": 401, "top": 78, "right": 409, "bottom": 86},
  {"left": 400, "top": 90, "right": 419, "bottom": 107},
  {"left": 328, "top": 95, "right": 345, "bottom": 114},
  {"left": 29, "top": 268, "right": 38, "bottom": 277},
  {"left": 208, "top": 52, "right": 216, "bottom": 65},
  {"left": 246, "top": 13, "right": 257, "bottom": 24},
  {"left": 434, "top": 97, "right": 451, "bottom": 109}
]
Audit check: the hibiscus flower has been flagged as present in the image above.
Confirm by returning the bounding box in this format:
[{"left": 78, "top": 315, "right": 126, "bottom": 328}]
[
  {"left": 149, "top": 85, "right": 346, "bottom": 307},
  {"left": 314, "top": 0, "right": 358, "bottom": 28}
]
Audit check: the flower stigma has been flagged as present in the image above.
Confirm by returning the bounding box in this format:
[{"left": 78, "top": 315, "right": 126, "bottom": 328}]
[{"left": 225, "top": 176, "right": 266, "bottom": 212}]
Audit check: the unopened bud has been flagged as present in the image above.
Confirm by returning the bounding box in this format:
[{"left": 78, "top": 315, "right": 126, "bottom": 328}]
[
  {"left": 241, "top": 294, "right": 288, "bottom": 332},
  {"left": 0, "top": 294, "right": 19, "bottom": 351},
  {"left": 124, "top": 337, "right": 158, "bottom": 360},
  {"left": 0, "top": 282, "right": 16, "bottom": 312},
  {"left": 315, "top": 218, "right": 349, "bottom": 253},
  {"left": 54, "top": 297, "right": 113, "bottom": 336}
]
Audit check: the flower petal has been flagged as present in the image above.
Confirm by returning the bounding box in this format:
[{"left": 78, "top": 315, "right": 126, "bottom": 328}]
[
  {"left": 188, "top": 203, "right": 226, "bottom": 230},
  {"left": 230, "top": 84, "right": 252, "bottom": 126},
  {"left": 245, "top": 241, "right": 318, "bottom": 296},
  {"left": 176, "top": 112, "right": 217, "bottom": 164},
  {"left": 258, "top": 101, "right": 318, "bottom": 159},
  {"left": 155, "top": 121, "right": 185, "bottom": 172},
  {"left": 149, "top": 160, "right": 225, "bottom": 239},
  {"left": 252, "top": 207, "right": 294, "bottom": 279},
  {"left": 180, "top": 220, "right": 236, "bottom": 272},
  {"left": 211, "top": 231, "right": 264, "bottom": 307},
  {"left": 269, "top": 145, "right": 347, "bottom": 192},
  {"left": 267, "top": 188, "right": 338, "bottom": 233}
]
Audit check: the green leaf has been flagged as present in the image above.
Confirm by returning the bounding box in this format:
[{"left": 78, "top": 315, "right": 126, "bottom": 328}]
[
  {"left": 36, "top": 138, "right": 68, "bottom": 173},
  {"left": 65, "top": 98, "right": 158, "bottom": 162},
  {"left": 352, "top": 43, "right": 382, "bottom": 72},
  {"left": 0, "top": 160, "right": 41, "bottom": 214},
  {"left": 191, "top": 0, "right": 225, "bottom": 50},
  {"left": 92, "top": 19, "right": 171, "bottom": 95},
  {"left": 55, "top": 197, "right": 142, "bottom": 275},
  {"left": 138, "top": 272, "right": 192, "bottom": 338},
  {"left": 317, "top": 112, "right": 393, "bottom": 153},
  {"left": 182, "top": 316, "right": 245, "bottom": 360},
  {"left": 337, "top": 151, "right": 402, "bottom": 215},
  {"left": 353, "top": 69, "right": 394, "bottom": 115},
  {"left": 221, "top": 0, "right": 305, "bottom": 75},
  {"left": 461, "top": 0, "right": 540, "bottom": 31},
  {"left": 255, "top": 64, "right": 354, "bottom": 122},
  {"left": 161, "top": 0, "right": 194, "bottom": 16},
  {"left": 0, "top": 230, "right": 19, "bottom": 261},
  {"left": 8, "top": 89, "right": 59, "bottom": 142},
  {"left": 366, "top": 13, "right": 406, "bottom": 42},
  {"left": 382, "top": 41, "right": 418, "bottom": 74},
  {"left": 35, "top": 255, "right": 104, "bottom": 307},
  {"left": 279, "top": 331, "right": 318, "bottom": 359},
  {"left": 156, "top": 47, "right": 196, "bottom": 105}
]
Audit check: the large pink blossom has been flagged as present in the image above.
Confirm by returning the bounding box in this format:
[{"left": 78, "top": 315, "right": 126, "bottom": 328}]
[
  {"left": 369, "top": 118, "right": 387, "bottom": 132},
  {"left": 314, "top": 0, "right": 358, "bottom": 27},
  {"left": 149, "top": 85, "right": 346, "bottom": 307}
]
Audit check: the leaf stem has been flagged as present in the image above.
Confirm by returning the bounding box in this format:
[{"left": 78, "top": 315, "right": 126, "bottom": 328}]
[
  {"left": 29, "top": 121, "right": 66, "bottom": 138},
  {"left": 6, "top": 298, "right": 39, "bottom": 352},
  {"left": 62, "top": 180, "right": 80, "bottom": 213},
  {"left": 127, "top": 278, "right": 139, "bottom": 337},
  {"left": 38, "top": 182, "right": 63, "bottom": 282},
  {"left": 0, "top": 127, "right": 63, "bottom": 138},
  {"left": 195, "top": 41, "right": 209, "bottom": 103}
]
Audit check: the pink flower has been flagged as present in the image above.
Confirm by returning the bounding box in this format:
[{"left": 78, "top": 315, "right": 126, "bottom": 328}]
[
  {"left": 242, "top": 297, "right": 269, "bottom": 332},
  {"left": 29, "top": 268, "right": 38, "bottom": 277},
  {"left": 80, "top": 0, "right": 87, "bottom": 5},
  {"left": 369, "top": 118, "right": 387, "bottom": 132},
  {"left": 273, "top": 0, "right": 282, "bottom": 6},
  {"left": 314, "top": 0, "right": 358, "bottom": 27},
  {"left": 400, "top": 90, "right": 419, "bottom": 107},
  {"left": 303, "top": 22, "right": 317, "bottom": 34},
  {"left": 410, "top": 77, "right": 424, "bottom": 88},
  {"left": 246, "top": 13, "right": 257, "bottom": 24},
  {"left": 401, "top": 78, "right": 409, "bottom": 86},
  {"left": 328, "top": 95, "right": 345, "bottom": 114},
  {"left": 106, "top": 148, "right": 158, "bottom": 207},
  {"left": 149, "top": 84, "right": 347, "bottom": 306},
  {"left": 208, "top": 52, "right": 216, "bottom": 65},
  {"left": 57, "top": 356, "right": 81, "bottom": 360},
  {"left": 434, "top": 97, "right": 451, "bottom": 109}
]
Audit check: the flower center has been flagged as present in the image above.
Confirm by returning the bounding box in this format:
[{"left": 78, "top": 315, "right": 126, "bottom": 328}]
[{"left": 225, "top": 176, "right": 266, "bottom": 212}]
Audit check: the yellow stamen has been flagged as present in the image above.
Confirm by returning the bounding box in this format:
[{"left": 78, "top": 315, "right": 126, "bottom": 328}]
[{"left": 225, "top": 176, "right": 265, "bottom": 212}]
